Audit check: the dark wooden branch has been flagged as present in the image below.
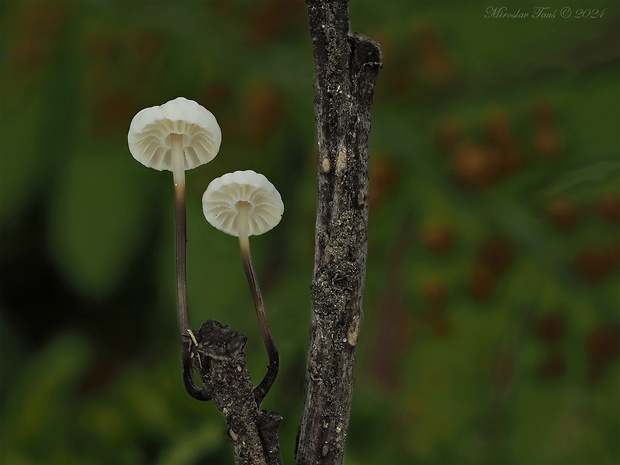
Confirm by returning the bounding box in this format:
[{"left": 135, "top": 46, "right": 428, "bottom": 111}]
[
  {"left": 296, "top": 1, "right": 382, "bottom": 465},
  {"left": 191, "top": 320, "right": 282, "bottom": 465}
]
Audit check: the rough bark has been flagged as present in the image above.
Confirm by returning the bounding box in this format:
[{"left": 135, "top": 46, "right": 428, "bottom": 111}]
[
  {"left": 190, "top": 320, "right": 282, "bottom": 465},
  {"left": 296, "top": 1, "right": 381, "bottom": 465}
]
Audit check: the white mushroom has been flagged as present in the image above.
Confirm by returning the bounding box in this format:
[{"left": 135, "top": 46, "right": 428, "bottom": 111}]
[
  {"left": 202, "top": 170, "right": 283, "bottom": 403},
  {"left": 128, "top": 96, "right": 221, "bottom": 178},
  {"left": 128, "top": 97, "right": 220, "bottom": 400},
  {"left": 128, "top": 97, "right": 220, "bottom": 336}
]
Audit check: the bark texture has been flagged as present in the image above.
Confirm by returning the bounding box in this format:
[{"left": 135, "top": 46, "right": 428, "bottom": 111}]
[
  {"left": 296, "top": 1, "right": 381, "bottom": 465},
  {"left": 191, "top": 320, "right": 282, "bottom": 465}
]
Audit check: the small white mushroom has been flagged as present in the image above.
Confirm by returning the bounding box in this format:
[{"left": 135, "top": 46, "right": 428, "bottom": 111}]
[
  {"left": 128, "top": 97, "right": 220, "bottom": 401},
  {"left": 128, "top": 96, "right": 221, "bottom": 179},
  {"left": 202, "top": 170, "right": 283, "bottom": 404},
  {"left": 128, "top": 97, "right": 221, "bottom": 338}
]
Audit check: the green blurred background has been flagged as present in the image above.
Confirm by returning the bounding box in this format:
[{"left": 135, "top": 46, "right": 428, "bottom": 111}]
[{"left": 1, "top": 0, "right": 619, "bottom": 464}]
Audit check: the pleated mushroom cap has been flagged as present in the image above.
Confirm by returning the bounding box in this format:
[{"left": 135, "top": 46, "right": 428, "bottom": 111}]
[
  {"left": 128, "top": 97, "right": 221, "bottom": 171},
  {"left": 202, "top": 170, "right": 284, "bottom": 237}
]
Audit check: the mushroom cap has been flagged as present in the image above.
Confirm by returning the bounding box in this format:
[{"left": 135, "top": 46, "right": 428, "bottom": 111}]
[
  {"left": 128, "top": 97, "right": 221, "bottom": 171},
  {"left": 202, "top": 170, "right": 284, "bottom": 237}
]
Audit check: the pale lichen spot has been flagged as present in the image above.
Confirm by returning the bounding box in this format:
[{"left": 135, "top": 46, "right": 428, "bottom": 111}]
[
  {"left": 336, "top": 147, "right": 347, "bottom": 176},
  {"left": 347, "top": 315, "right": 360, "bottom": 346},
  {"left": 357, "top": 191, "right": 366, "bottom": 207},
  {"left": 322, "top": 156, "right": 331, "bottom": 174}
]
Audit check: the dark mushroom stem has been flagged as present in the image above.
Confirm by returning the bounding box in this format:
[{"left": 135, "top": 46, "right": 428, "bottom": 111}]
[
  {"left": 236, "top": 201, "right": 280, "bottom": 405},
  {"left": 171, "top": 134, "right": 208, "bottom": 401}
]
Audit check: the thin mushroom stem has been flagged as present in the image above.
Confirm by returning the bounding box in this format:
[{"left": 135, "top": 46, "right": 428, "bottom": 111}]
[
  {"left": 236, "top": 201, "right": 280, "bottom": 405},
  {"left": 171, "top": 133, "right": 190, "bottom": 337},
  {"left": 171, "top": 134, "right": 207, "bottom": 401}
]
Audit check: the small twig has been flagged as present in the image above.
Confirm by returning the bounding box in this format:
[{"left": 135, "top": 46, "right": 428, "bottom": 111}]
[{"left": 191, "top": 320, "right": 282, "bottom": 465}]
